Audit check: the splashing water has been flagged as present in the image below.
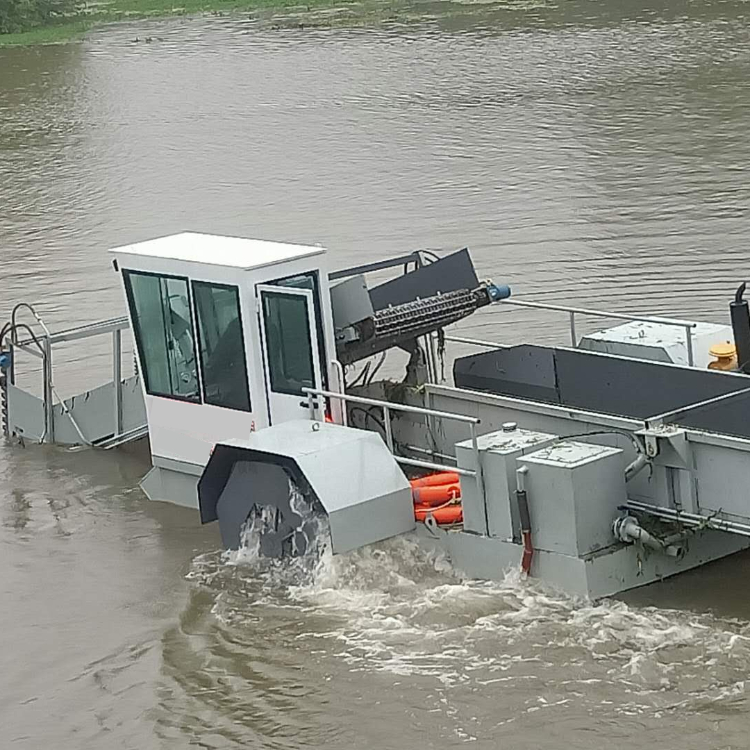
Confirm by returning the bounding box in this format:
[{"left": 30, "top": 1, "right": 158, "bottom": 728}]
[
  {"left": 190, "top": 530, "right": 750, "bottom": 704},
  {"left": 186, "top": 500, "right": 750, "bottom": 743},
  {"left": 218, "top": 478, "right": 332, "bottom": 579}
]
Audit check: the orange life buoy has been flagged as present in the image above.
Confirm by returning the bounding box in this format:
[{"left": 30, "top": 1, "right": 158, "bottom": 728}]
[
  {"left": 412, "top": 484, "right": 461, "bottom": 507},
  {"left": 414, "top": 505, "right": 463, "bottom": 524},
  {"left": 410, "top": 472, "right": 461, "bottom": 489}
]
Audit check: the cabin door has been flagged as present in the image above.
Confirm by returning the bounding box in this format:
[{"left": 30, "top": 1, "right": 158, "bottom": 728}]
[{"left": 257, "top": 284, "right": 323, "bottom": 425}]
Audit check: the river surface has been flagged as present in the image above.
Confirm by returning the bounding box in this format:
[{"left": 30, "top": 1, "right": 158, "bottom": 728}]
[{"left": 2, "top": 1, "right": 750, "bottom": 747}]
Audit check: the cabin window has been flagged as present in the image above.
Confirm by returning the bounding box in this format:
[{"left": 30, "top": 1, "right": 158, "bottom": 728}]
[
  {"left": 261, "top": 292, "right": 315, "bottom": 396},
  {"left": 271, "top": 271, "right": 328, "bottom": 389},
  {"left": 192, "top": 282, "right": 251, "bottom": 412},
  {"left": 123, "top": 271, "right": 200, "bottom": 402}
]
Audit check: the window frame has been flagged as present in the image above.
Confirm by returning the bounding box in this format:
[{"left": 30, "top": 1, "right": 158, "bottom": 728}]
[
  {"left": 191, "top": 280, "right": 252, "bottom": 413},
  {"left": 260, "top": 288, "right": 317, "bottom": 398},
  {"left": 122, "top": 268, "right": 202, "bottom": 404},
  {"left": 267, "top": 270, "right": 328, "bottom": 390}
]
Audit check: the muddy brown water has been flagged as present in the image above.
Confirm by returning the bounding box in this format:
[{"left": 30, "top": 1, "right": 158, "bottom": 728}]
[{"left": 2, "top": 2, "right": 750, "bottom": 747}]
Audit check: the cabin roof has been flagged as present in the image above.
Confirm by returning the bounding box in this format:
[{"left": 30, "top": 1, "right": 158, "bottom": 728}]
[{"left": 110, "top": 232, "right": 323, "bottom": 270}]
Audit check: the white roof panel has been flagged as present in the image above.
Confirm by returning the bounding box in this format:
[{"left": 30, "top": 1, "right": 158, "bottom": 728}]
[{"left": 110, "top": 232, "right": 323, "bottom": 270}]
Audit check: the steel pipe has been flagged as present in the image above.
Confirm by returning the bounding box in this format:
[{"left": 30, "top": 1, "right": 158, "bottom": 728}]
[{"left": 614, "top": 515, "right": 683, "bottom": 557}]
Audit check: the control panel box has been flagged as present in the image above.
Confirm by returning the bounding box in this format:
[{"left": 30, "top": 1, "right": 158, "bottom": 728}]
[
  {"left": 517, "top": 441, "right": 626, "bottom": 557},
  {"left": 456, "top": 425, "right": 556, "bottom": 539}
]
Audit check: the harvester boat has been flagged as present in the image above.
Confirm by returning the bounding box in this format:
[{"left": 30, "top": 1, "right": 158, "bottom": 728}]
[{"left": 4, "top": 233, "right": 750, "bottom": 599}]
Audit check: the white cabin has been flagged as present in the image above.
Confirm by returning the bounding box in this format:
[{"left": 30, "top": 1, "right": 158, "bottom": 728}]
[{"left": 111, "top": 232, "right": 337, "bottom": 479}]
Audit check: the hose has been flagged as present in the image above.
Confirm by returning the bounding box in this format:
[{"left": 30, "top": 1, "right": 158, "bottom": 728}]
[
  {"left": 516, "top": 466, "right": 533, "bottom": 575},
  {"left": 613, "top": 516, "right": 683, "bottom": 558},
  {"left": 364, "top": 352, "right": 387, "bottom": 386},
  {"left": 624, "top": 452, "right": 649, "bottom": 482},
  {"left": 555, "top": 428, "right": 644, "bottom": 456},
  {"left": 552, "top": 429, "right": 649, "bottom": 482},
  {"left": 349, "top": 406, "right": 386, "bottom": 432},
  {"left": 347, "top": 360, "right": 371, "bottom": 389}
]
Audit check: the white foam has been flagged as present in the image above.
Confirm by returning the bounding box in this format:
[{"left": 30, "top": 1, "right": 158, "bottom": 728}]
[{"left": 188, "top": 530, "right": 750, "bottom": 718}]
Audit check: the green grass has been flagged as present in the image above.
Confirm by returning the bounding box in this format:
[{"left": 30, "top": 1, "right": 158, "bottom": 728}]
[
  {"left": 0, "top": 0, "right": 366, "bottom": 45},
  {"left": 0, "top": 19, "right": 92, "bottom": 45}
]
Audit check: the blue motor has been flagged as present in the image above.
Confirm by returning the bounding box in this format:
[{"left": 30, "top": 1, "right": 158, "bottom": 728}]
[{"left": 486, "top": 283, "right": 512, "bottom": 303}]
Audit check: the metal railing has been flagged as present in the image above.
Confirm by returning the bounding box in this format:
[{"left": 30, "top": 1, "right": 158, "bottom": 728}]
[
  {"left": 7, "top": 311, "right": 133, "bottom": 445},
  {"left": 500, "top": 299, "right": 698, "bottom": 365},
  {"left": 626, "top": 499, "right": 750, "bottom": 539},
  {"left": 50, "top": 316, "right": 134, "bottom": 443},
  {"left": 443, "top": 334, "right": 506, "bottom": 350},
  {"left": 303, "top": 386, "right": 485, "bottom": 502},
  {"left": 646, "top": 385, "right": 750, "bottom": 429}
]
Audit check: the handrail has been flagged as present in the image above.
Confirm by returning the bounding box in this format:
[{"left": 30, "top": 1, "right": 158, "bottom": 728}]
[
  {"left": 11, "top": 303, "right": 51, "bottom": 341},
  {"left": 303, "top": 387, "right": 480, "bottom": 424},
  {"left": 396, "top": 455, "right": 475, "bottom": 477},
  {"left": 329, "top": 251, "right": 423, "bottom": 281},
  {"left": 500, "top": 298, "right": 697, "bottom": 365},
  {"left": 442, "top": 301, "right": 698, "bottom": 363},
  {"left": 329, "top": 359, "right": 348, "bottom": 427},
  {"left": 50, "top": 316, "right": 130, "bottom": 344},
  {"left": 13, "top": 316, "right": 130, "bottom": 349},
  {"left": 501, "top": 298, "right": 697, "bottom": 328},
  {"left": 647, "top": 385, "right": 750, "bottom": 427},
  {"left": 303, "top": 386, "right": 486, "bottom": 503},
  {"left": 5, "top": 310, "right": 134, "bottom": 446},
  {"left": 444, "top": 334, "right": 507, "bottom": 349},
  {"left": 626, "top": 499, "right": 750, "bottom": 538},
  {"left": 9, "top": 304, "right": 55, "bottom": 441}
]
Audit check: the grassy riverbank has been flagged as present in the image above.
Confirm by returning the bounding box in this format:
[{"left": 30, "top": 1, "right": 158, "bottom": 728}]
[
  {"left": 0, "top": 20, "right": 89, "bottom": 45},
  {"left": 0, "top": 0, "right": 359, "bottom": 45}
]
